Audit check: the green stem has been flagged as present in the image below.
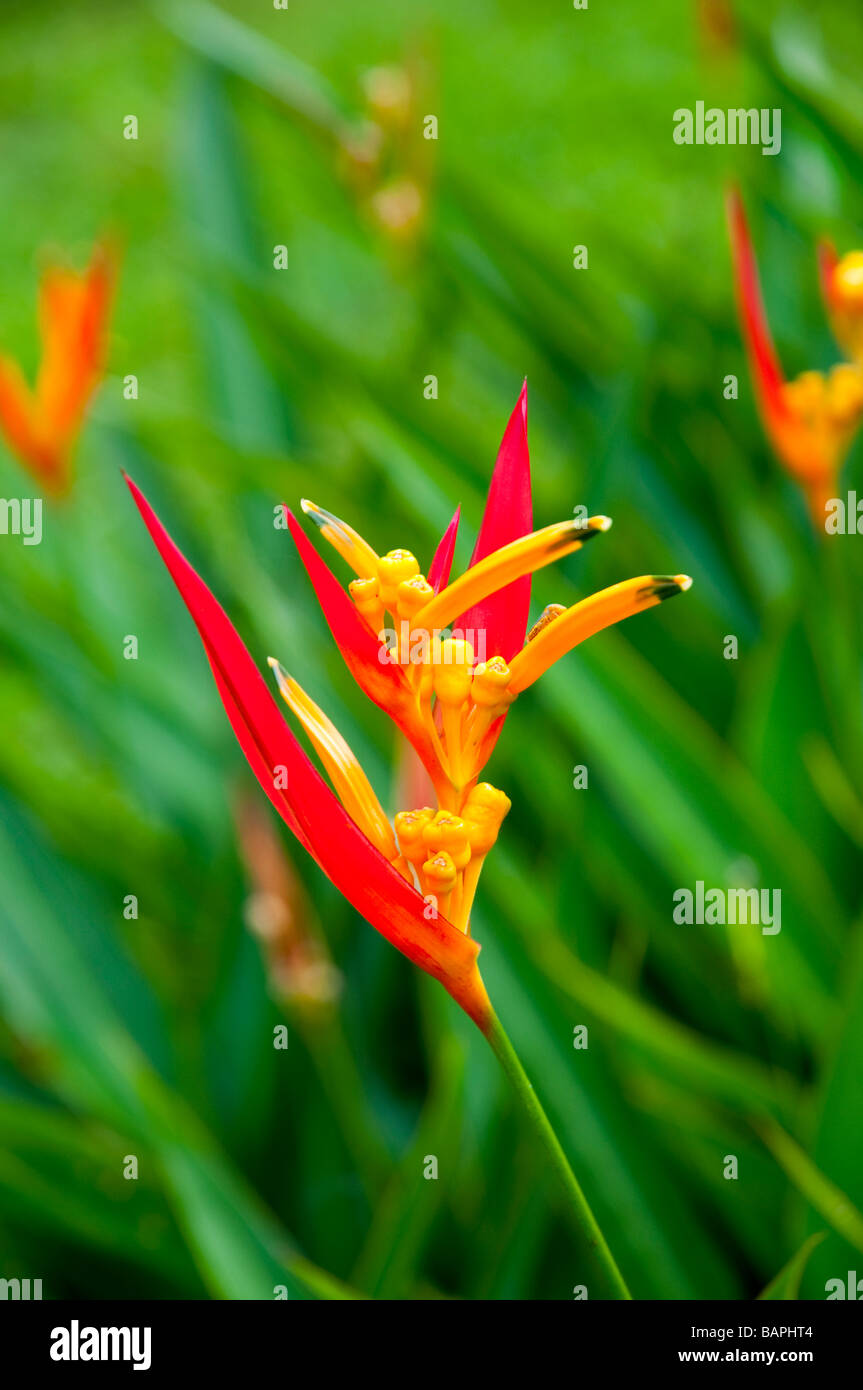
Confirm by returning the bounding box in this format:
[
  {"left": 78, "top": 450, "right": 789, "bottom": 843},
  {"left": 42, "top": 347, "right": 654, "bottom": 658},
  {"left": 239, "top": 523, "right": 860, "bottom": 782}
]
[{"left": 483, "top": 1007, "right": 631, "bottom": 1300}]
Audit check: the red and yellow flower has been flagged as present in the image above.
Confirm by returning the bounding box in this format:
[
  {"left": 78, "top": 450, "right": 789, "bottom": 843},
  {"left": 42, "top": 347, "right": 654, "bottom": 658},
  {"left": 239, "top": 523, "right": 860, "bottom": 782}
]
[
  {"left": 0, "top": 241, "right": 115, "bottom": 496},
  {"left": 727, "top": 189, "right": 863, "bottom": 524},
  {"left": 126, "top": 385, "right": 690, "bottom": 1029}
]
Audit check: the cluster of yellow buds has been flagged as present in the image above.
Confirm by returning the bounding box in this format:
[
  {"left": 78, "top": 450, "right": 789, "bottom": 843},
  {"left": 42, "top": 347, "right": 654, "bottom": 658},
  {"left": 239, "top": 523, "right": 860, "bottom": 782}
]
[
  {"left": 356, "top": 552, "right": 524, "bottom": 803},
  {"left": 278, "top": 494, "right": 685, "bottom": 939},
  {"left": 297, "top": 505, "right": 544, "bottom": 930},
  {"left": 363, "top": 550, "right": 517, "bottom": 932},
  {"left": 395, "top": 785, "right": 511, "bottom": 932}
]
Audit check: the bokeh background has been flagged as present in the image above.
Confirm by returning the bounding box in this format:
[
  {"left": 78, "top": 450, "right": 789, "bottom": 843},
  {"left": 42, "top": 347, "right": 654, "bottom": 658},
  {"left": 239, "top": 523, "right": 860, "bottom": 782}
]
[{"left": 1, "top": 0, "right": 862, "bottom": 1300}]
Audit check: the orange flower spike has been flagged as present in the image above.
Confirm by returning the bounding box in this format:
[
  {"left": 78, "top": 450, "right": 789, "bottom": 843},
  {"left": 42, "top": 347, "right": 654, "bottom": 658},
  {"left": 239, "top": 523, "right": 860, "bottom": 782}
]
[
  {"left": 0, "top": 241, "right": 115, "bottom": 495},
  {"left": 727, "top": 190, "right": 863, "bottom": 525}
]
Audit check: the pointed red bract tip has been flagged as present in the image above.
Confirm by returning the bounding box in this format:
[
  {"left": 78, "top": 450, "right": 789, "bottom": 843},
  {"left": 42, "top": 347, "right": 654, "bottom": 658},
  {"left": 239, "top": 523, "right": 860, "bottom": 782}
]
[
  {"left": 725, "top": 187, "right": 786, "bottom": 418},
  {"left": 458, "top": 381, "right": 533, "bottom": 663},
  {"left": 817, "top": 237, "right": 839, "bottom": 311},
  {"left": 428, "top": 505, "right": 460, "bottom": 594}
]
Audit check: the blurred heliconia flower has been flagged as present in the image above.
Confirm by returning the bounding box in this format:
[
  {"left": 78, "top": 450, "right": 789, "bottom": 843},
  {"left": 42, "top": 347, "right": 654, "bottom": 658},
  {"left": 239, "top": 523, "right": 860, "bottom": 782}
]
[
  {"left": 339, "top": 59, "right": 431, "bottom": 249},
  {"left": 234, "top": 791, "right": 342, "bottom": 1011},
  {"left": 0, "top": 242, "right": 115, "bottom": 496},
  {"left": 696, "top": 0, "right": 738, "bottom": 64},
  {"left": 727, "top": 189, "right": 863, "bottom": 524},
  {"left": 818, "top": 240, "right": 863, "bottom": 368},
  {"left": 125, "top": 385, "right": 690, "bottom": 1031}
]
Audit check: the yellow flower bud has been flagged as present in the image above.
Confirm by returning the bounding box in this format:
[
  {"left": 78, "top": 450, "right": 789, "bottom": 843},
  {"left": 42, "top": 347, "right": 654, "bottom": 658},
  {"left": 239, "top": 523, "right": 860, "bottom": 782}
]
[
  {"left": 827, "top": 363, "right": 863, "bottom": 427},
  {"left": 397, "top": 573, "right": 434, "bottom": 620},
  {"left": 466, "top": 783, "right": 511, "bottom": 816},
  {"left": 378, "top": 549, "right": 419, "bottom": 609},
  {"left": 362, "top": 65, "right": 412, "bottom": 130},
  {"left": 349, "top": 575, "right": 382, "bottom": 623},
  {"left": 422, "top": 811, "right": 471, "bottom": 870},
  {"left": 471, "top": 655, "right": 513, "bottom": 709},
  {"left": 781, "top": 371, "right": 825, "bottom": 422},
  {"left": 432, "top": 636, "right": 474, "bottom": 707},
  {"left": 370, "top": 180, "right": 424, "bottom": 242},
  {"left": 395, "top": 807, "right": 435, "bottom": 865},
  {"left": 463, "top": 783, "right": 512, "bottom": 855},
  {"left": 833, "top": 251, "right": 863, "bottom": 310},
  {"left": 423, "top": 850, "right": 457, "bottom": 894}
]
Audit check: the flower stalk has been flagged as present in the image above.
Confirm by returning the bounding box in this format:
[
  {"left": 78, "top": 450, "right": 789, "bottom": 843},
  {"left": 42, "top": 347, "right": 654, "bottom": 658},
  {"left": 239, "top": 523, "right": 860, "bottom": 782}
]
[{"left": 483, "top": 1008, "right": 632, "bottom": 1300}]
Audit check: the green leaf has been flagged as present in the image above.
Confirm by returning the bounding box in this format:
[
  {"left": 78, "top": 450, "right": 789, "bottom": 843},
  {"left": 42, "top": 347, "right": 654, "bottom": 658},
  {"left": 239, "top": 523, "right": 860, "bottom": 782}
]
[
  {"left": 758, "top": 1233, "right": 826, "bottom": 1299},
  {"left": 756, "top": 1117, "right": 863, "bottom": 1255},
  {"left": 0, "top": 797, "right": 344, "bottom": 1300}
]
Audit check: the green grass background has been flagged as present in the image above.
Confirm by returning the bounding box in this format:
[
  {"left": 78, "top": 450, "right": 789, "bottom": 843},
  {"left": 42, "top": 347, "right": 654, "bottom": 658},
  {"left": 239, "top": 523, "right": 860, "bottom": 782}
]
[{"left": 0, "top": 0, "right": 862, "bottom": 1299}]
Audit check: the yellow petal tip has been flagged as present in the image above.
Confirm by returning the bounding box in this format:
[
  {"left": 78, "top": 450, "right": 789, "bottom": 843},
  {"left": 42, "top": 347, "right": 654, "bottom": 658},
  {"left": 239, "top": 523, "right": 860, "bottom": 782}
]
[
  {"left": 268, "top": 657, "right": 292, "bottom": 691},
  {"left": 641, "top": 575, "right": 693, "bottom": 601},
  {"left": 300, "top": 498, "right": 331, "bottom": 528}
]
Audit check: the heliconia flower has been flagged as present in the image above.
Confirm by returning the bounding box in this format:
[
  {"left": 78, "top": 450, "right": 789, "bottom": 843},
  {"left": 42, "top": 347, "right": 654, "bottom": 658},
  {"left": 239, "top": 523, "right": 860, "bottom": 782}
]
[
  {"left": 125, "top": 386, "right": 691, "bottom": 1033},
  {"left": 124, "top": 473, "right": 490, "bottom": 1026},
  {"left": 0, "top": 241, "right": 115, "bottom": 496},
  {"left": 818, "top": 238, "right": 863, "bottom": 367},
  {"left": 234, "top": 791, "right": 342, "bottom": 1010},
  {"left": 726, "top": 189, "right": 863, "bottom": 524}
]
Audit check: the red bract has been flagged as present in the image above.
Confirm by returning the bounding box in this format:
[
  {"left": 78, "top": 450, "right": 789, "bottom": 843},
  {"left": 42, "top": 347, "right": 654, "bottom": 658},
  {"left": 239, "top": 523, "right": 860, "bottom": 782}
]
[
  {"left": 726, "top": 189, "right": 786, "bottom": 422},
  {"left": 457, "top": 379, "right": 532, "bottom": 661},
  {"left": 428, "top": 505, "right": 460, "bottom": 594}
]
